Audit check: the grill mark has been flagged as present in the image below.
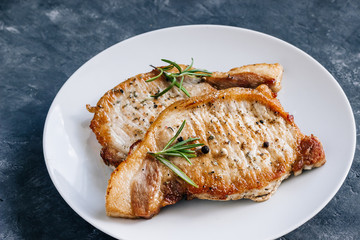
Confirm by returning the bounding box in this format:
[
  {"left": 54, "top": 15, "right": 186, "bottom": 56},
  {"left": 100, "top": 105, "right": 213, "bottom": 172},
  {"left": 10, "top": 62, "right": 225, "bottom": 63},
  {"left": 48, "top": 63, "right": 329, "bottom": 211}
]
[
  {"left": 189, "top": 108, "right": 208, "bottom": 142},
  {"left": 252, "top": 104, "right": 287, "bottom": 171},
  {"left": 216, "top": 102, "right": 237, "bottom": 143},
  {"left": 218, "top": 102, "right": 241, "bottom": 181},
  {"left": 205, "top": 104, "right": 232, "bottom": 183},
  {"left": 212, "top": 103, "right": 231, "bottom": 141},
  {"left": 247, "top": 103, "right": 273, "bottom": 169},
  {"left": 184, "top": 114, "right": 207, "bottom": 182},
  {"left": 215, "top": 102, "right": 243, "bottom": 183},
  {"left": 243, "top": 103, "right": 263, "bottom": 171},
  {"left": 181, "top": 99, "right": 292, "bottom": 191},
  {"left": 236, "top": 102, "right": 273, "bottom": 175},
  {"left": 261, "top": 109, "right": 296, "bottom": 168},
  {"left": 228, "top": 102, "right": 258, "bottom": 179},
  {"left": 235, "top": 101, "right": 257, "bottom": 171}
]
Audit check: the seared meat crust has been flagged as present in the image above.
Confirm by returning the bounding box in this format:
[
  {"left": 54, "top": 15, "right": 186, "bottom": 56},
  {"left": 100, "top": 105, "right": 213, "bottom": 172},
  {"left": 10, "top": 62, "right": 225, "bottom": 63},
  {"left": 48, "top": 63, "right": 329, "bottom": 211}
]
[{"left": 105, "top": 85, "right": 325, "bottom": 218}]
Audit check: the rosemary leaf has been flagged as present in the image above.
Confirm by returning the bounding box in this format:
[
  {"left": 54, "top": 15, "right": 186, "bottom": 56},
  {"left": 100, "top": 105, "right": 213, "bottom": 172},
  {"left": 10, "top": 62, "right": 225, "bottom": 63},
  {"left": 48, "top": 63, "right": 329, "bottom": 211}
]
[
  {"left": 156, "top": 156, "right": 198, "bottom": 188},
  {"left": 183, "top": 57, "right": 194, "bottom": 72},
  {"left": 178, "top": 152, "right": 193, "bottom": 164},
  {"left": 179, "top": 75, "right": 184, "bottom": 93},
  {"left": 161, "top": 59, "right": 182, "bottom": 73},
  {"left": 145, "top": 58, "right": 212, "bottom": 98},
  {"left": 167, "top": 137, "right": 201, "bottom": 147},
  {"left": 160, "top": 151, "right": 197, "bottom": 158},
  {"left": 167, "top": 143, "right": 204, "bottom": 151},
  {"left": 150, "top": 76, "right": 177, "bottom": 98},
  {"left": 173, "top": 81, "right": 191, "bottom": 97},
  {"left": 162, "top": 120, "right": 186, "bottom": 150},
  {"left": 146, "top": 68, "right": 164, "bottom": 82},
  {"left": 183, "top": 72, "right": 212, "bottom": 76},
  {"left": 186, "top": 69, "right": 212, "bottom": 74},
  {"left": 147, "top": 120, "right": 205, "bottom": 188},
  {"left": 175, "top": 149, "right": 196, "bottom": 154}
]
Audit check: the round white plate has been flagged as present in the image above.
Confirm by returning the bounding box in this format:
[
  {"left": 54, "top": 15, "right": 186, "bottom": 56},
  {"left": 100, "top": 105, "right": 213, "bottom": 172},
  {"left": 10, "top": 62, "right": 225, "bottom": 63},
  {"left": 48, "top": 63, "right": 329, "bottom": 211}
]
[{"left": 43, "top": 25, "right": 356, "bottom": 240}]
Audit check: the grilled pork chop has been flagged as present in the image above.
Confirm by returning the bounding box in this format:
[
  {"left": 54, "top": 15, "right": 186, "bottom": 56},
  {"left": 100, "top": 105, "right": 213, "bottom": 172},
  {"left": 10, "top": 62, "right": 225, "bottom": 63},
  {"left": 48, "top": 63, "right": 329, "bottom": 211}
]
[
  {"left": 88, "top": 63, "right": 283, "bottom": 168},
  {"left": 105, "top": 85, "right": 325, "bottom": 218}
]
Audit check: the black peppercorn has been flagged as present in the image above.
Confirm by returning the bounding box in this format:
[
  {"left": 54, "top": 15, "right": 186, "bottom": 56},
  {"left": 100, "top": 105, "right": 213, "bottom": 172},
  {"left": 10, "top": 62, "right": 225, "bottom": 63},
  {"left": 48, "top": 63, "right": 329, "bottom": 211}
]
[
  {"left": 263, "top": 141, "right": 269, "bottom": 148},
  {"left": 201, "top": 145, "right": 210, "bottom": 154},
  {"left": 177, "top": 137, "right": 183, "bottom": 142},
  {"left": 260, "top": 120, "right": 264, "bottom": 124}
]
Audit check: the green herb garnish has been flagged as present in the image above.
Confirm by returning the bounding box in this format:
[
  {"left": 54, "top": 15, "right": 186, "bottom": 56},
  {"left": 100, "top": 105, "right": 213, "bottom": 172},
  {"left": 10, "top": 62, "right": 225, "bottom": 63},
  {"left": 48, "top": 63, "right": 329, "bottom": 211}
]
[
  {"left": 146, "top": 58, "right": 212, "bottom": 98},
  {"left": 148, "top": 120, "right": 203, "bottom": 188}
]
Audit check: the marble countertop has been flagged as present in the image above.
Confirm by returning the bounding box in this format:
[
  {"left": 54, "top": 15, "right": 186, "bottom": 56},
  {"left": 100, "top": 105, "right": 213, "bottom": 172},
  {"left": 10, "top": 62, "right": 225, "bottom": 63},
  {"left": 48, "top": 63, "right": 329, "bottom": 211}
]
[{"left": 1, "top": 1, "right": 359, "bottom": 239}]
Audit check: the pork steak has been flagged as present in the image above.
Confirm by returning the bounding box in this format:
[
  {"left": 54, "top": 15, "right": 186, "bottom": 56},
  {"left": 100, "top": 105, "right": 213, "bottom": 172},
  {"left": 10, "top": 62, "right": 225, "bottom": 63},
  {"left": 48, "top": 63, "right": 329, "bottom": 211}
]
[{"left": 105, "top": 85, "right": 326, "bottom": 218}]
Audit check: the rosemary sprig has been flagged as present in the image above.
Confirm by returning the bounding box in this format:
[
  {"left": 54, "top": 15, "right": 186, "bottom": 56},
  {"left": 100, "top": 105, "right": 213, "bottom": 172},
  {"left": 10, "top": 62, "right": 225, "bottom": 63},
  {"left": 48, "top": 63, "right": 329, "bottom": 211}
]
[
  {"left": 146, "top": 58, "right": 212, "bottom": 98},
  {"left": 148, "top": 120, "right": 203, "bottom": 188}
]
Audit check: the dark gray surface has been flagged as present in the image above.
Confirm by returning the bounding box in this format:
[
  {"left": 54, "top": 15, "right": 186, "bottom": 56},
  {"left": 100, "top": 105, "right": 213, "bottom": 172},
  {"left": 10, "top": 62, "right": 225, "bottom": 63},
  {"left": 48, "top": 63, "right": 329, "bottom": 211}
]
[{"left": 1, "top": 0, "right": 359, "bottom": 239}]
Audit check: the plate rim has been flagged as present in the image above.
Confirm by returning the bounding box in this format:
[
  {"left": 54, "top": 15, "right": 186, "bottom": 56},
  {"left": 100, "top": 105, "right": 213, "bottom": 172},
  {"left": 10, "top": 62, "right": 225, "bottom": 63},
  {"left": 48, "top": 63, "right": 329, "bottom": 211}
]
[{"left": 43, "top": 24, "right": 357, "bottom": 240}]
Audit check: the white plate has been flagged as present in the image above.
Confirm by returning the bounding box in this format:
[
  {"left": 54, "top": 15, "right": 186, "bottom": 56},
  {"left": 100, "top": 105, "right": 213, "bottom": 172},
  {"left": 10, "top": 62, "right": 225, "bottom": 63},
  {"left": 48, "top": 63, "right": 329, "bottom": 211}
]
[{"left": 43, "top": 25, "right": 356, "bottom": 240}]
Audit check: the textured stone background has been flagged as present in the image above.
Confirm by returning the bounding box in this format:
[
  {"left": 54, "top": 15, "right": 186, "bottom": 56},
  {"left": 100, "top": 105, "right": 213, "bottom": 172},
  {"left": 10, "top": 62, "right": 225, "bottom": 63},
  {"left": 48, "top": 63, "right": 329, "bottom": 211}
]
[{"left": 1, "top": 0, "right": 359, "bottom": 239}]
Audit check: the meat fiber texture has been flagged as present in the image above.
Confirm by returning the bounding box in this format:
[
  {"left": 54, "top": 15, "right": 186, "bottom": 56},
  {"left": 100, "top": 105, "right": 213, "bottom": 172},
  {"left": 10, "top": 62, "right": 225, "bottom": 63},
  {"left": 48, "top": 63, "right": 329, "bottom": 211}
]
[
  {"left": 87, "top": 63, "right": 284, "bottom": 168},
  {"left": 105, "top": 85, "right": 326, "bottom": 218}
]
